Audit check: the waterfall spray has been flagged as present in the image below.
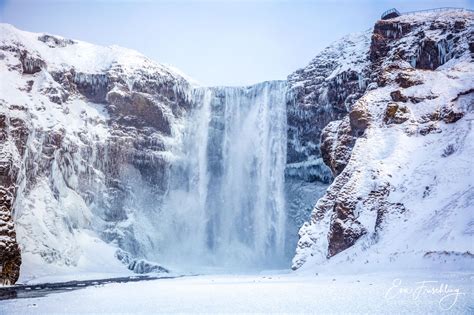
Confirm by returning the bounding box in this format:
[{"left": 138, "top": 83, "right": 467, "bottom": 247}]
[{"left": 158, "top": 81, "right": 288, "bottom": 271}]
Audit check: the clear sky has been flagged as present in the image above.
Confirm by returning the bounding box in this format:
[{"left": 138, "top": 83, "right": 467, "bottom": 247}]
[{"left": 1, "top": 0, "right": 473, "bottom": 86}]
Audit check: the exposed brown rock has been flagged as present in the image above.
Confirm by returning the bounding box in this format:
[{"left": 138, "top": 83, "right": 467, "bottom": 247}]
[
  {"left": 320, "top": 118, "right": 355, "bottom": 176},
  {"left": 349, "top": 104, "right": 370, "bottom": 137},
  {"left": 327, "top": 216, "right": 367, "bottom": 257},
  {"left": 390, "top": 90, "right": 407, "bottom": 102},
  {"left": 384, "top": 102, "right": 410, "bottom": 124},
  {"left": 370, "top": 21, "right": 411, "bottom": 62},
  {"left": 395, "top": 72, "right": 423, "bottom": 88},
  {"left": 107, "top": 91, "right": 171, "bottom": 133}
]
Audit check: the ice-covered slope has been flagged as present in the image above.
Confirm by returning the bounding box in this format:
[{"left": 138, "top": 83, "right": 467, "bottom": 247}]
[{"left": 293, "top": 9, "right": 474, "bottom": 271}]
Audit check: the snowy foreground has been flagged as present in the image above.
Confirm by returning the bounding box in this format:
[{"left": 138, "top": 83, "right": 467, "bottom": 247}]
[{"left": 1, "top": 271, "right": 473, "bottom": 314}]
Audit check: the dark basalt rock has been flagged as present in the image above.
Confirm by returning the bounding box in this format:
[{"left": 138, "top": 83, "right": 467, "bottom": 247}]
[
  {"left": 38, "top": 34, "right": 75, "bottom": 48},
  {"left": 73, "top": 72, "right": 109, "bottom": 103},
  {"left": 416, "top": 38, "right": 448, "bottom": 70},
  {"left": 107, "top": 91, "right": 171, "bottom": 134},
  {"left": 327, "top": 216, "right": 367, "bottom": 258},
  {"left": 441, "top": 107, "right": 464, "bottom": 124},
  {"left": 0, "top": 111, "right": 28, "bottom": 285},
  {"left": 370, "top": 16, "right": 471, "bottom": 75},
  {"left": 286, "top": 36, "right": 370, "bottom": 183},
  {"left": 390, "top": 90, "right": 407, "bottom": 102},
  {"left": 19, "top": 51, "right": 45, "bottom": 74}
]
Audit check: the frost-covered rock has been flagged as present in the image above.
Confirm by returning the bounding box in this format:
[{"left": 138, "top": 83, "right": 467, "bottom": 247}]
[
  {"left": 286, "top": 30, "right": 371, "bottom": 184},
  {"left": 283, "top": 30, "right": 373, "bottom": 251},
  {"left": 0, "top": 102, "right": 28, "bottom": 285}
]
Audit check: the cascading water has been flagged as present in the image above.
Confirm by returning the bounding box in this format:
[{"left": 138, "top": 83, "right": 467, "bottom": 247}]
[{"left": 157, "top": 81, "right": 288, "bottom": 271}]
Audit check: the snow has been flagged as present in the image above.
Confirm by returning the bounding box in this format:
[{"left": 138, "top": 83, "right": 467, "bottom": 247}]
[
  {"left": 18, "top": 231, "right": 133, "bottom": 285},
  {"left": 0, "top": 23, "right": 188, "bottom": 81},
  {"left": 324, "top": 31, "right": 371, "bottom": 80},
  {"left": 396, "top": 8, "right": 473, "bottom": 24},
  {"left": 1, "top": 271, "right": 473, "bottom": 313}
]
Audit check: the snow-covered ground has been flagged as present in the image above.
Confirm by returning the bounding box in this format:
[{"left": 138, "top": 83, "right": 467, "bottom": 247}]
[{"left": 1, "top": 271, "right": 473, "bottom": 314}]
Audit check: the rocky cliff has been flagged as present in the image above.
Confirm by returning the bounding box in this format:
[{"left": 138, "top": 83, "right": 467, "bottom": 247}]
[
  {"left": 292, "top": 9, "right": 474, "bottom": 271},
  {"left": 0, "top": 24, "right": 193, "bottom": 283}
]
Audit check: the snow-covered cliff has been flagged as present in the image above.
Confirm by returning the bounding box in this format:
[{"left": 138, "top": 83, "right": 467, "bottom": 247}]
[
  {"left": 292, "top": 9, "right": 474, "bottom": 271},
  {"left": 0, "top": 23, "right": 193, "bottom": 283}
]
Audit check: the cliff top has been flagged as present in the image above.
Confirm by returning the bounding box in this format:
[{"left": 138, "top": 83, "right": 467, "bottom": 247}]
[{"left": 0, "top": 23, "right": 189, "bottom": 84}]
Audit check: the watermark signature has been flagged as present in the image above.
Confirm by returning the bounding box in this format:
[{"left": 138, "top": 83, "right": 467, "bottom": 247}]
[{"left": 385, "top": 278, "right": 465, "bottom": 310}]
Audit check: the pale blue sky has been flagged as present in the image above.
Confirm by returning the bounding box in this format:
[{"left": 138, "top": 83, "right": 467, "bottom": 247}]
[{"left": 1, "top": 0, "right": 473, "bottom": 86}]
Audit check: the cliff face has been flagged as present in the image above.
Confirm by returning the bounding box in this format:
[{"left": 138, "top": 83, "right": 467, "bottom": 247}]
[
  {"left": 286, "top": 31, "right": 371, "bottom": 183},
  {"left": 293, "top": 10, "right": 474, "bottom": 271},
  {"left": 0, "top": 104, "right": 27, "bottom": 285},
  {"left": 0, "top": 24, "right": 193, "bottom": 283},
  {"left": 284, "top": 30, "right": 373, "bottom": 265}
]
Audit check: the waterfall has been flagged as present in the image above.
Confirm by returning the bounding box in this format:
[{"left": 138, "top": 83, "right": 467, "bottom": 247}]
[{"left": 157, "top": 81, "right": 288, "bottom": 271}]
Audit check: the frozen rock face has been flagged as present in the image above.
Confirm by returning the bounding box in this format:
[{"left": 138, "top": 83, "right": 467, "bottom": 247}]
[
  {"left": 370, "top": 9, "right": 474, "bottom": 82},
  {"left": 293, "top": 9, "right": 474, "bottom": 271},
  {"left": 286, "top": 31, "right": 371, "bottom": 183},
  {"left": 0, "top": 24, "right": 192, "bottom": 283},
  {"left": 285, "top": 30, "right": 372, "bottom": 264},
  {"left": 0, "top": 103, "right": 28, "bottom": 285}
]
